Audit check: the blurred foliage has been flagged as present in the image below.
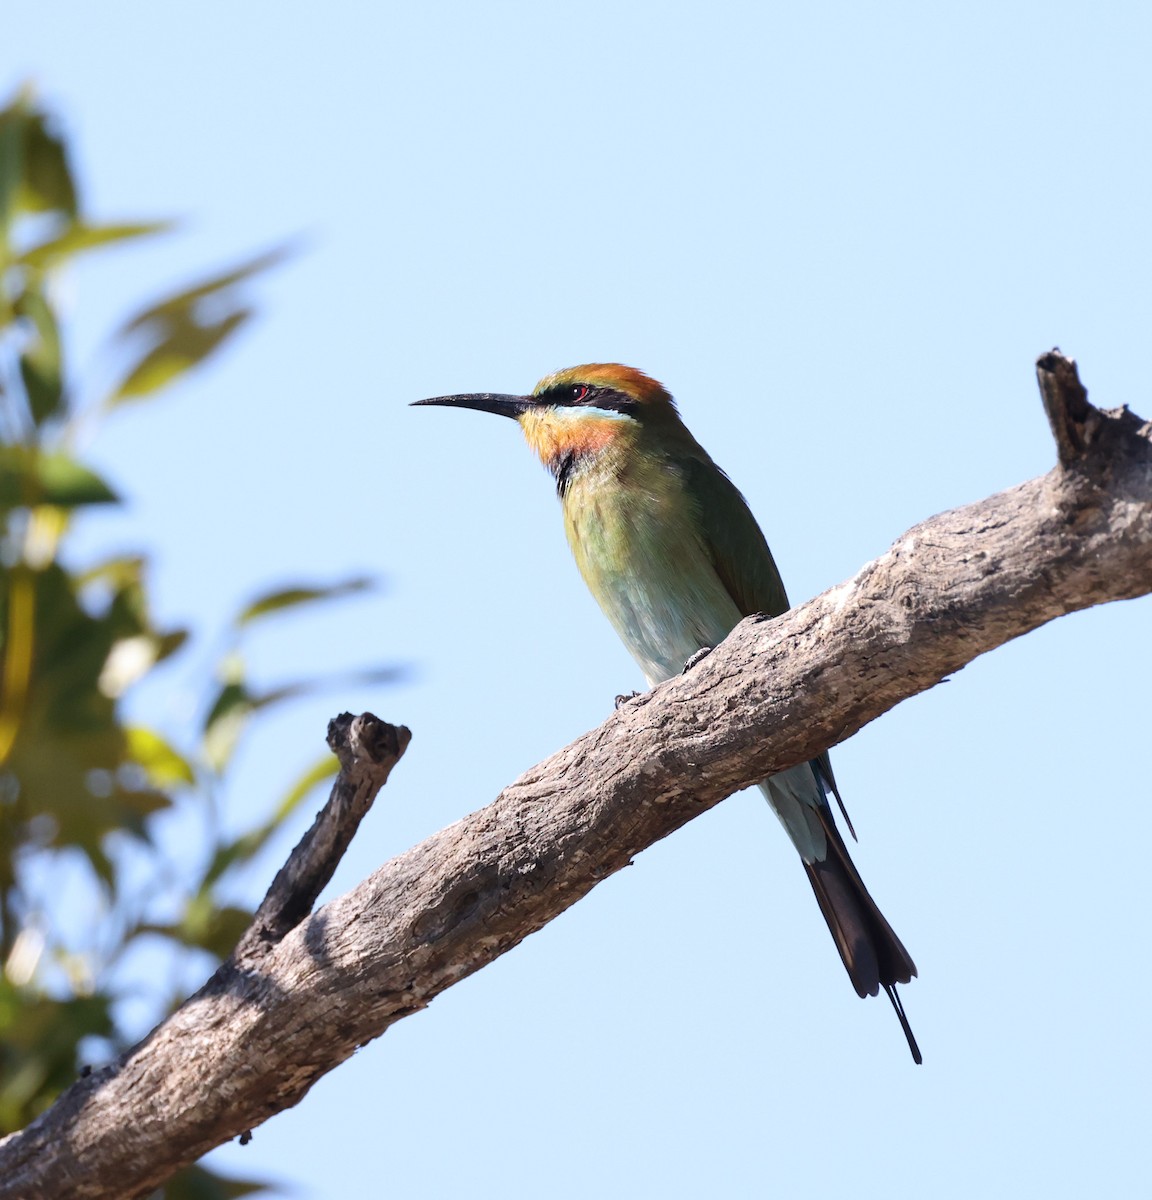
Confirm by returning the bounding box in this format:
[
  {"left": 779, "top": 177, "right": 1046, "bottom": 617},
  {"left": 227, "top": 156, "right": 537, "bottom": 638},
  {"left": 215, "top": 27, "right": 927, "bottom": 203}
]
[{"left": 0, "top": 87, "right": 388, "bottom": 1197}]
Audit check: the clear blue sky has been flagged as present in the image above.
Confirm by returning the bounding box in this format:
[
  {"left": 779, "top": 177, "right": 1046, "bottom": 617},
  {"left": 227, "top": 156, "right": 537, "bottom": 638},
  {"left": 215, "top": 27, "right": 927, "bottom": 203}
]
[{"left": 5, "top": 3, "right": 1151, "bottom": 1197}]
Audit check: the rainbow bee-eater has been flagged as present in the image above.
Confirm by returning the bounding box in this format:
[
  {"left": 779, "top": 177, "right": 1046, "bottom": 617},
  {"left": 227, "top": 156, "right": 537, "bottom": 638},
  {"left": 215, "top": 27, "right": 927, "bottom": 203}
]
[{"left": 415, "top": 364, "right": 920, "bottom": 1062}]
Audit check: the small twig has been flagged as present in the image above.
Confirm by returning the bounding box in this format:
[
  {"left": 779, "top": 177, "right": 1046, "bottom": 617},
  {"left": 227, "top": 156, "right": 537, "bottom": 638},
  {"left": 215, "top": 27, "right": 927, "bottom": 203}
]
[
  {"left": 234, "top": 713, "right": 411, "bottom": 962},
  {"left": 1036, "top": 349, "right": 1098, "bottom": 465}
]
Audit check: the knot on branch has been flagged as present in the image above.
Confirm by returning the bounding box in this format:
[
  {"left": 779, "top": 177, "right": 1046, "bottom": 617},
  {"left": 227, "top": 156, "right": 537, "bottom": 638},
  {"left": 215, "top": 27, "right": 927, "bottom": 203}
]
[{"left": 328, "top": 711, "right": 412, "bottom": 778}]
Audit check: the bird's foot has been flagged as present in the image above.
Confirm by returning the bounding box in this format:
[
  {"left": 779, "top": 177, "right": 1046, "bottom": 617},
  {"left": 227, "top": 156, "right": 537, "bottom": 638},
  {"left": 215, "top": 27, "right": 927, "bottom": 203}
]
[
  {"left": 614, "top": 691, "right": 640, "bottom": 709},
  {"left": 682, "top": 646, "right": 713, "bottom": 673}
]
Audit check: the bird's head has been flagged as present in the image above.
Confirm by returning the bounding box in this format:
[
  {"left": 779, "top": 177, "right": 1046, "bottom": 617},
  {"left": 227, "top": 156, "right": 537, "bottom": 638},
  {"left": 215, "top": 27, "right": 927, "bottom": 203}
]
[{"left": 413, "top": 364, "right": 685, "bottom": 480}]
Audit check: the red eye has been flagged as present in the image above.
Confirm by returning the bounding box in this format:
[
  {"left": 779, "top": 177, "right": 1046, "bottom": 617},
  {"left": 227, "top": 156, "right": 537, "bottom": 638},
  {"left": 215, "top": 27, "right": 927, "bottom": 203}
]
[{"left": 571, "top": 385, "right": 589, "bottom": 402}]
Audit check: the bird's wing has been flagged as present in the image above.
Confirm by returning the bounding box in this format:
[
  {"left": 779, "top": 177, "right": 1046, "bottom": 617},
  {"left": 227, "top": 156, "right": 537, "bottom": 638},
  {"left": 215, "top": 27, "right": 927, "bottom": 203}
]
[
  {"left": 681, "top": 455, "right": 790, "bottom": 619},
  {"left": 682, "top": 454, "right": 851, "bottom": 830}
]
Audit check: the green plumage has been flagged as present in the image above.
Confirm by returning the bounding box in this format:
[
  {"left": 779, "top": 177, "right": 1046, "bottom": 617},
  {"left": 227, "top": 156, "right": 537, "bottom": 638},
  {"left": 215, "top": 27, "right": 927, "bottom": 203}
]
[{"left": 414, "top": 363, "right": 921, "bottom": 1063}]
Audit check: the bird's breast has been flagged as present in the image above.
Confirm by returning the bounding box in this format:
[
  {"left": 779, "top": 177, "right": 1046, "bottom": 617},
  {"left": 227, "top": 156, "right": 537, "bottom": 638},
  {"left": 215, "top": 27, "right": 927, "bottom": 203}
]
[{"left": 561, "top": 456, "right": 743, "bottom": 685}]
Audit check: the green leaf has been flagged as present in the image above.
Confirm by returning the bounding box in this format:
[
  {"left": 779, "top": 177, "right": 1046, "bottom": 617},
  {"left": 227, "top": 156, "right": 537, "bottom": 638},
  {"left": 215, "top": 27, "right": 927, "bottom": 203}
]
[
  {"left": 158, "top": 896, "right": 252, "bottom": 958},
  {"left": 103, "top": 242, "right": 295, "bottom": 409},
  {"left": 0, "top": 91, "right": 77, "bottom": 227},
  {"left": 119, "top": 244, "right": 294, "bottom": 335},
  {"left": 125, "top": 726, "right": 195, "bottom": 788},
  {"left": 14, "top": 284, "right": 64, "bottom": 425},
  {"left": 163, "top": 1164, "right": 273, "bottom": 1200},
  {"left": 18, "top": 356, "right": 63, "bottom": 427},
  {"left": 17, "top": 221, "right": 172, "bottom": 270},
  {"left": 277, "top": 751, "right": 338, "bottom": 817},
  {"left": 111, "top": 781, "right": 173, "bottom": 840},
  {"left": 19, "top": 107, "right": 77, "bottom": 218},
  {"left": 109, "top": 307, "right": 252, "bottom": 403},
  {"left": 0, "top": 97, "right": 26, "bottom": 230},
  {"left": 201, "top": 663, "right": 403, "bottom": 773},
  {"left": 83, "top": 840, "right": 117, "bottom": 892},
  {"left": 262, "top": 664, "right": 407, "bottom": 705},
  {"left": 36, "top": 455, "right": 116, "bottom": 507},
  {"left": 77, "top": 564, "right": 188, "bottom": 671},
  {"left": 154, "top": 628, "right": 189, "bottom": 663},
  {"left": 77, "top": 555, "right": 145, "bottom": 591},
  {"left": 236, "top": 575, "right": 375, "bottom": 626},
  {"left": 0, "top": 448, "right": 118, "bottom": 509},
  {"left": 202, "top": 677, "right": 253, "bottom": 773},
  {"left": 0, "top": 983, "right": 114, "bottom": 1130},
  {"left": 0, "top": 563, "right": 165, "bottom": 879},
  {"left": 200, "top": 750, "right": 338, "bottom": 889}
]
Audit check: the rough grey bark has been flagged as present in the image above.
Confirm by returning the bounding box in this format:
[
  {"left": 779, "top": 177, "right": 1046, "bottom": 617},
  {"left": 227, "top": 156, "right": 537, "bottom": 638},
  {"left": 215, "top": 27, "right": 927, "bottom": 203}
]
[
  {"left": 1, "top": 352, "right": 1149, "bottom": 1200},
  {"left": 233, "top": 713, "right": 411, "bottom": 961}
]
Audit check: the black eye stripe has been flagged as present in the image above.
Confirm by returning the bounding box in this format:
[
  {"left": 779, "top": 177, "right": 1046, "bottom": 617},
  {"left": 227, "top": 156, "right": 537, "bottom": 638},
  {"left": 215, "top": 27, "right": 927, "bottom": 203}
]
[
  {"left": 540, "top": 384, "right": 636, "bottom": 413},
  {"left": 541, "top": 384, "right": 597, "bottom": 406}
]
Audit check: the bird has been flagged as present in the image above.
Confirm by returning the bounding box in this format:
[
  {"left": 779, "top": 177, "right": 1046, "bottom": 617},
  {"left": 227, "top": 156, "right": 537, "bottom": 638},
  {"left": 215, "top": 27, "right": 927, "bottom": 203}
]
[{"left": 414, "top": 363, "right": 921, "bottom": 1063}]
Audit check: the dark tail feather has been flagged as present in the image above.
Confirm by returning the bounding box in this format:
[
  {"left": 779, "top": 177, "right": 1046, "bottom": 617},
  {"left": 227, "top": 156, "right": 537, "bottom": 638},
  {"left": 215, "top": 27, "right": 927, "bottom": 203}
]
[
  {"left": 803, "top": 811, "right": 921, "bottom": 1064},
  {"left": 883, "top": 983, "right": 922, "bottom": 1065}
]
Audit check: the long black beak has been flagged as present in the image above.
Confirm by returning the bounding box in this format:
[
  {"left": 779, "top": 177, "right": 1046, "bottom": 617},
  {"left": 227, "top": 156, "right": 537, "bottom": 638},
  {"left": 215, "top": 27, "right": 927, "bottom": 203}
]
[{"left": 412, "top": 392, "right": 532, "bottom": 419}]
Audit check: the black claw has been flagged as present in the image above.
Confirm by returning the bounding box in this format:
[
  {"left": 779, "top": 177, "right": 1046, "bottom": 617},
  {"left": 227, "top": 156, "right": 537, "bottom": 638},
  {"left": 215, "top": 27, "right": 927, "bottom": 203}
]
[{"left": 682, "top": 646, "right": 713, "bottom": 673}]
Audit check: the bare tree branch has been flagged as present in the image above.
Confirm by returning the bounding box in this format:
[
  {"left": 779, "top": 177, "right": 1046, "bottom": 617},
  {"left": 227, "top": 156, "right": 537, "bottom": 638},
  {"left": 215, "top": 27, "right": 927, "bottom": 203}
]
[
  {"left": 1, "top": 352, "right": 1149, "bottom": 1200},
  {"left": 234, "top": 713, "right": 411, "bottom": 961}
]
